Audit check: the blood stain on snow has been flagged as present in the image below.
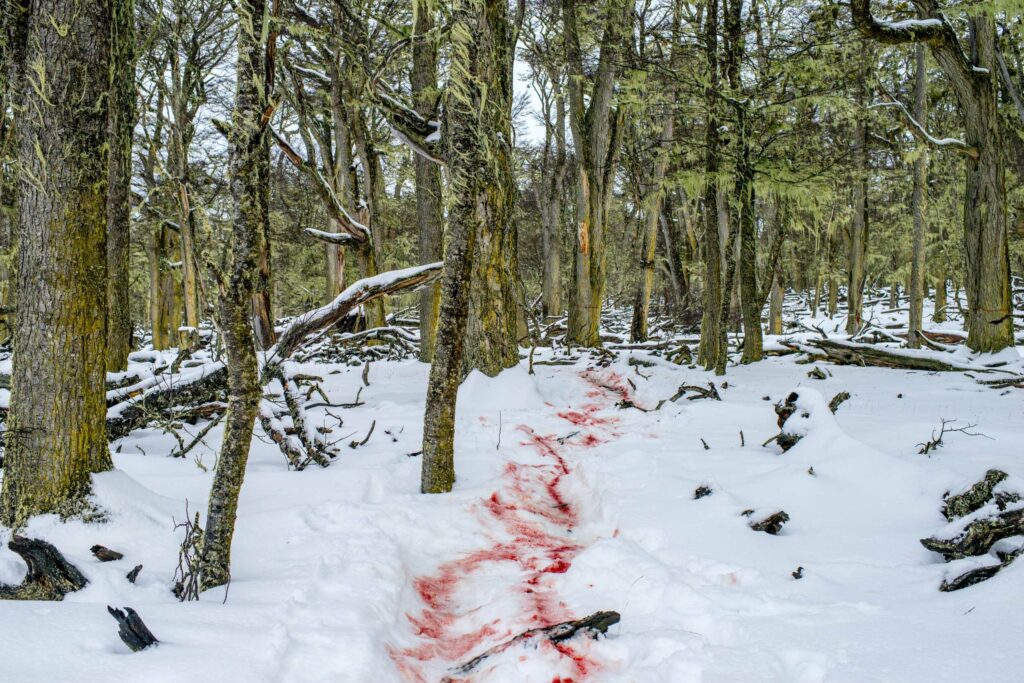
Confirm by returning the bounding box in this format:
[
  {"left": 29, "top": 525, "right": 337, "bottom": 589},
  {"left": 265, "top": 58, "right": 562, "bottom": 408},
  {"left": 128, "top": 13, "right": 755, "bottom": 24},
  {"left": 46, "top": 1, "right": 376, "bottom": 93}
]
[
  {"left": 556, "top": 404, "right": 616, "bottom": 428},
  {"left": 391, "top": 368, "right": 628, "bottom": 681}
]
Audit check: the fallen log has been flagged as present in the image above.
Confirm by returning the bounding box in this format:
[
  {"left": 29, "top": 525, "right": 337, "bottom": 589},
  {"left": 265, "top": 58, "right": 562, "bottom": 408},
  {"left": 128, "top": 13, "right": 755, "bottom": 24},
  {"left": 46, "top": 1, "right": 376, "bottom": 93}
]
[
  {"left": 942, "top": 469, "right": 1013, "bottom": 522},
  {"left": 106, "top": 362, "right": 228, "bottom": 441},
  {"left": 105, "top": 262, "right": 443, "bottom": 447},
  {"left": 921, "top": 505, "right": 1024, "bottom": 561},
  {"left": 803, "top": 338, "right": 964, "bottom": 372},
  {"left": 444, "top": 611, "right": 620, "bottom": 679},
  {"left": 0, "top": 536, "right": 88, "bottom": 600}
]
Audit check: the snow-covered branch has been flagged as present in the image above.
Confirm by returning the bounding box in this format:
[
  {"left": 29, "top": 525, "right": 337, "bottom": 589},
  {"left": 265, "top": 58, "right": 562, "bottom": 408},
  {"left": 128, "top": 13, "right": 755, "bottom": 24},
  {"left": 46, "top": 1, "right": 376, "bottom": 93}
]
[
  {"left": 304, "top": 228, "right": 360, "bottom": 246},
  {"left": 869, "top": 94, "right": 978, "bottom": 158},
  {"left": 268, "top": 261, "right": 444, "bottom": 365},
  {"left": 270, "top": 127, "right": 373, "bottom": 242}
]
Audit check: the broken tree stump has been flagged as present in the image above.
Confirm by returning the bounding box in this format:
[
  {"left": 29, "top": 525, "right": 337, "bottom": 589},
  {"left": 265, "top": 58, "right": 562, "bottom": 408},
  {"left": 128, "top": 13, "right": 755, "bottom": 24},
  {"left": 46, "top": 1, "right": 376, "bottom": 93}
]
[
  {"left": 762, "top": 392, "right": 804, "bottom": 452},
  {"left": 444, "top": 611, "right": 620, "bottom": 679},
  {"left": 748, "top": 510, "right": 790, "bottom": 535},
  {"left": 107, "top": 606, "right": 159, "bottom": 651},
  {"left": 0, "top": 536, "right": 88, "bottom": 600}
]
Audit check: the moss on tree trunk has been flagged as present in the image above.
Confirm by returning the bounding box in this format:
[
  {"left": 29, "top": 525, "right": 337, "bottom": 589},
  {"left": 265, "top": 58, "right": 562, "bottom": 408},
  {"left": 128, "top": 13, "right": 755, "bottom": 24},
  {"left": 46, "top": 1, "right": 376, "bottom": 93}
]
[{"left": 1, "top": 0, "right": 114, "bottom": 527}]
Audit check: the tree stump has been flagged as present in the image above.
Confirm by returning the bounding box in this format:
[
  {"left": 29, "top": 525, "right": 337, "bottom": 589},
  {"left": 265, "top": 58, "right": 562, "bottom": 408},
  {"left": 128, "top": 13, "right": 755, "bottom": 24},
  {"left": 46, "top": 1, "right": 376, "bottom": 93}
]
[{"left": 0, "top": 536, "right": 88, "bottom": 600}]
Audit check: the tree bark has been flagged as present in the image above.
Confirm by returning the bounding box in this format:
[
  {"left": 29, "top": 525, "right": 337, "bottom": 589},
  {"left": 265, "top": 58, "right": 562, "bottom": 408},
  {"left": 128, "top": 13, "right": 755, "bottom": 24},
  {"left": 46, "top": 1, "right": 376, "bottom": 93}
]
[
  {"left": 200, "top": 0, "right": 269, "bottom": 589},
  {"left": 768, "top": 267, "right": 783, "bottom": 335},
  {"left": 540, "top": 64, "right": 567, "bottom": 320},
  {"left": 698, "top": 0, "right": 725, "bottom": 370},
  {"left": 421, "top": 0, "right": 514, "bottom": 492},
  {"left": 908, "top": 43, "right": 928, "bottom": 349},
  {"left": 629, "top": 112, "right": 673, "bottom": 343},
  {"left": 412, "top": 0, "right": 444, "bottom": 362},
  {"left": 849, "top": 0, "right": 1013, "bottom": 352},
  {"left": 106, "top": 0, "right": 136, "bottom": 371},
  {"left": 847, "top": 41, "right": 871, "bottom": 335},
  {"left": 630, "top": 1, "right": 679, "bottom": 343},
  {"left": 1, "top": 0, "right": 113, "bottom": 526},
  {"left": 564, "top": 0, "right": 629, "bottom": 347},
  {"left": 933, "top": 273, "right": 947, "bottom": 323}
]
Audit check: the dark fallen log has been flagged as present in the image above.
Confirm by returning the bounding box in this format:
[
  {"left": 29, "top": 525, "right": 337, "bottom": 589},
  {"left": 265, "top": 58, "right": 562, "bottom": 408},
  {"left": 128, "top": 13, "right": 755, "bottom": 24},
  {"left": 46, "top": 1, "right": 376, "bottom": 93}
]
[
  {"left": 91, "top": 545, "right": 124, "bottom": 562},
  {"left": 942, "top": 469, "right": 1012, "bottom": 521},
  {"left": 921, "top": 506, "right": 1024, "bottom": 561},
  {"left": 940, "top": 562, "right": 1004, "bottom": 592},
  {"left": 921, "top": 470, "right": 1024, "bottom": 590},
  {"left": 107, "top": 363, "right": 228, "bottom": 441},
  {"left": 444, "top": 611, "right": 620, "bottom": 679},
  {"left": 107, "top": 606, "right": 159, "bottom": 651},
  {"left": 0, "top": 536, "right": 88, "bottom": 600},
  {"left": 940, "top": 539, "right": 1024, "bottom": 592},
  {"left": 804, "top": 338, "right": 964, "bottom": 372},
  {"left": 748, "top": 510, "right": 790, "bottom": 535}
]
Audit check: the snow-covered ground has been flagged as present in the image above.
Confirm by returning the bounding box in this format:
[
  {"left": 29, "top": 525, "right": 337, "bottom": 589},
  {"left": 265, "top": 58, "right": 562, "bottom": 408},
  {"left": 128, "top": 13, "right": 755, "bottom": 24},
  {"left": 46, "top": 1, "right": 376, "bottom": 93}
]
[{"left": 1, "top": 293, "right": 1023, "bottom": 682}]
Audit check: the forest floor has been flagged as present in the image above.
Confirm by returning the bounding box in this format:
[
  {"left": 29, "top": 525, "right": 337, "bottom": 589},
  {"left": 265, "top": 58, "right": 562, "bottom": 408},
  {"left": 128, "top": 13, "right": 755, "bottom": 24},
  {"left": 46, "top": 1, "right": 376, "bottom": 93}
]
[{"left": 1, "top": 294, "right": 1023, "bottom": 682}]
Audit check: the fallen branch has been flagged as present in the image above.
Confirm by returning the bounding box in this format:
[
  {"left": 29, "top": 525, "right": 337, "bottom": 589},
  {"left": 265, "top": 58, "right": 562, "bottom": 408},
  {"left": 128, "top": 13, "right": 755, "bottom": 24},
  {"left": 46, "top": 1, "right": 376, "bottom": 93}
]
[
  {"left": 106, "top": 263, "right": 443, "bottom": 452},
  {"left": 803, "top": 338, "right": 964, "bottom": 372},
  {"left": 444, "top": 611, "right": 620, "bottom": 679},
  {"left": 917, "top": 418, "right": 990, "bottom": 455},
  {"left": 828, "top": 391, "right": 851, "bottom": 413}
]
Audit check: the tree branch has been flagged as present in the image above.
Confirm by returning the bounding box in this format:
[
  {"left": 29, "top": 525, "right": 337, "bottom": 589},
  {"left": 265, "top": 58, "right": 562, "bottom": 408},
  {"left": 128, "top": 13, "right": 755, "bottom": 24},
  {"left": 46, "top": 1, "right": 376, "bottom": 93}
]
[{"left": 869, "top": 90, "right": 978, "bottom": 158}]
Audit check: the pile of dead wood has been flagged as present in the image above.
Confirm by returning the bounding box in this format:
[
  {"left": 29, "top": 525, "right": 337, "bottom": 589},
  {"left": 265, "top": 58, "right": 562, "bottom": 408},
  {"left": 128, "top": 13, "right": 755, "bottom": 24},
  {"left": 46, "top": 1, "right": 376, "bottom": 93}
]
[
  {"left": 103, "top": 263, "right": 441, "bottom": 468},
  {"left": 920, "top": 469, "right": 1024, "bottom": 591}
]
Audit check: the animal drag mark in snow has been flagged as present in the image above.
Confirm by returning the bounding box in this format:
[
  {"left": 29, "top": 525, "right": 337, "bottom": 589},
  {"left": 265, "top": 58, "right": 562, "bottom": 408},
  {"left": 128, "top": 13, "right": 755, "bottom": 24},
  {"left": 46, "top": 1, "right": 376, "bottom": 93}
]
[{"left": 390, "top": 369, "right": 631, "bottom": 682}]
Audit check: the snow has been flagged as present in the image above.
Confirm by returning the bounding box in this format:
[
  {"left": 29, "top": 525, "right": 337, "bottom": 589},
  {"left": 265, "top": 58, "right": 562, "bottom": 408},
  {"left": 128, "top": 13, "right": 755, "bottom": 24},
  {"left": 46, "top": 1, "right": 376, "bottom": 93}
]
[
  {"left": 2, "top": 289, "right": 1024, "bottom": 681},
  {"left": 882, "top": 18, "right": 942, "bottom": 31}
]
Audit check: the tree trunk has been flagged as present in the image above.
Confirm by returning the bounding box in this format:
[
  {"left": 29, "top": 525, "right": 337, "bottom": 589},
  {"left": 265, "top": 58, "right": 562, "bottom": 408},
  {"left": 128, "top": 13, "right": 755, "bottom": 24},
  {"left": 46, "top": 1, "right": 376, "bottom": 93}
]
[
  {"left": 908, "top": 46, "right": 927, "bottom": 349},
  {"left": 105, "top": 0, "right": 136, "bottom": 371},
  {"left": 698, "top": 0, "right": 725, "bottom": 371},
  {"left": 768, "top": 267, "right": 784, "bottom": 335},
  {"left": 564, "top": 0, "right": 628, "bottom": 347},
  {"left": 959, "top": 18, "right": 1012, "bottom": 352},
  {"left": 200, "top": 0, "right": 269, "bottom": 589},
  {"left": 1, "top": 0, "right": 113, "bottom": 526},
  {"left": 737, "top": 121, "right": 761, "bottom": 362},
  {"left": 540, "top": 64, "right": 567, "bottom": 320},
  {"left": 629, "top": 111, "right": 673, "bottom": 343},
  {"left": 933, "top": 273, "right": 947, "bottom": 323},
  {"left": 412, "top": 0, "right": 444, "bottom": 361},
  {"left": 630, "top": 2, "right": 679, "bottom": 342},
  {"left": 847, "top": 41, "right": 871, "bottom": 335},
  {"left": 421, "top": 0, "right": 515, "bottom": 492}
]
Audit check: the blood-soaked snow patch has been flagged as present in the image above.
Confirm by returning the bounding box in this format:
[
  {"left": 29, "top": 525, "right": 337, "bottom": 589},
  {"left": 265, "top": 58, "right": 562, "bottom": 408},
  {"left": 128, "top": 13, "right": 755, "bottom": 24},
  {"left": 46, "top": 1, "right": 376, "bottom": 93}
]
[{"left": 390, "top": 369, "right": 630, "bottom": 681}]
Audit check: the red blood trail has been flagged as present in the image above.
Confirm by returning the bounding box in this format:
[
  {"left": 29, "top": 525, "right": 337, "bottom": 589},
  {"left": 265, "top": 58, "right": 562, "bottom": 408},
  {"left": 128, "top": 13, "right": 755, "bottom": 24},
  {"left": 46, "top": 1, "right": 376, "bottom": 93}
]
[{"left": 390, "top": 369, "right": 630, "bottom": 680}]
